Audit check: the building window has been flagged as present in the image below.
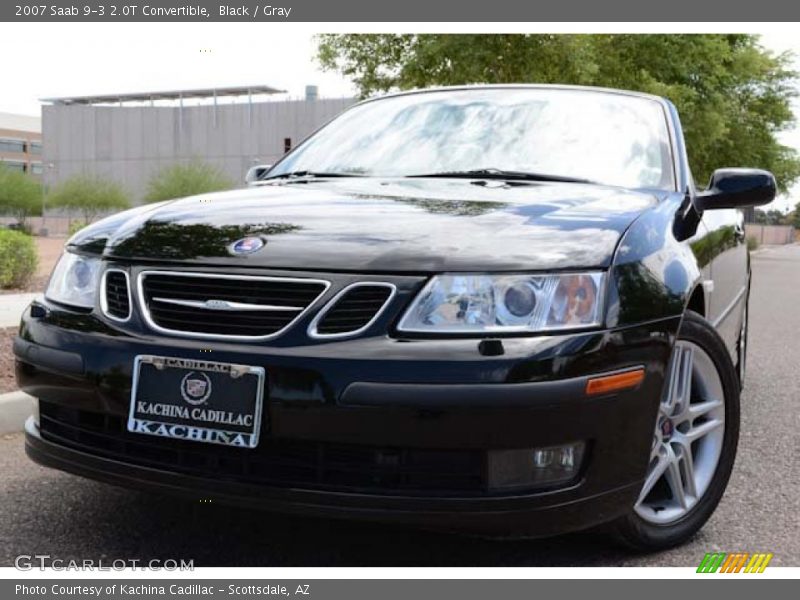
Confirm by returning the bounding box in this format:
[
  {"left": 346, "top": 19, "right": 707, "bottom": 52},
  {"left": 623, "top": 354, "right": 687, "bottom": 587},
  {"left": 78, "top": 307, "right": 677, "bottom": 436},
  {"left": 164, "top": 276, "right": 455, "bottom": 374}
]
[
  {"left": 30, "top": 162, "right": 44, "bottom": 175},
  {"left": 0, "top": 160, "right": 26, "bottom": 172},
  {"left": 29, "top": 141, "right": 43, "bottom": 155},
  {"left": 0, "top": 139, "right": 26, "bottom": 154},
  {"left": 284, "top": 138, "right": 292, "bottom": 153}
]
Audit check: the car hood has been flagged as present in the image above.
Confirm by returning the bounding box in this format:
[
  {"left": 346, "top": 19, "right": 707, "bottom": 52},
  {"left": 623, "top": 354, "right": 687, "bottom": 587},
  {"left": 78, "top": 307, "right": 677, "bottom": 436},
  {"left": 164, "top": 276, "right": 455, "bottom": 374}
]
[{"left": 85, "top": 178, "right": 660, "bottom": 272}]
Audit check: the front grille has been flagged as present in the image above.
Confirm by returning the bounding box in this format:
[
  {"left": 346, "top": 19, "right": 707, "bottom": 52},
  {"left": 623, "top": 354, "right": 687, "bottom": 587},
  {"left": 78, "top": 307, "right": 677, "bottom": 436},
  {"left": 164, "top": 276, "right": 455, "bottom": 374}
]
[
  {"left": 102, "top": 270, "right": 131, "bottom": 320},
  {"left": 313, "top": 284, "right": 395, "bottom": 336},
  {"left": 139, "top": 272, "right": 328, "bottom": 339},
  {"left": 39, "top": 402, "right": 487, "bottom": 496}
]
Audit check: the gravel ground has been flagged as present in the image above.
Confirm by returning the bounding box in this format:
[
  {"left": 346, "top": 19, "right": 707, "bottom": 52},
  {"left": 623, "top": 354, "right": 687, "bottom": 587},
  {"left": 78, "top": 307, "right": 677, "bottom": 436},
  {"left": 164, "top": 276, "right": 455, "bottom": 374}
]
[
  {"left": 0, "top": 327, "right": 18, "bottom": 394},
  {"left": 0, "top": 245, "right": 797, "bottom": 567},
  {"left": 0, "top": 236, "right": 62, "bottom": 386},
  {"left": 1, "top": 274, "right": 50, "bottom": 295}
]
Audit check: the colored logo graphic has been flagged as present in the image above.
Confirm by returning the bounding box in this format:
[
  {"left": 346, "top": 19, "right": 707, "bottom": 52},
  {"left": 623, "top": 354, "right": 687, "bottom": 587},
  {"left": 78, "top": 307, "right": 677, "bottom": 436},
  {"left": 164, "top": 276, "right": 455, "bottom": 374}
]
[
  {"left": 697, "top": 552, "right": 773, "bottom": 573},
  {"left": 180, "top": 371, "right": 212, "bottom": 405},
  {"left": 229, "top": 237, "right": 265, "bottom": 255}
]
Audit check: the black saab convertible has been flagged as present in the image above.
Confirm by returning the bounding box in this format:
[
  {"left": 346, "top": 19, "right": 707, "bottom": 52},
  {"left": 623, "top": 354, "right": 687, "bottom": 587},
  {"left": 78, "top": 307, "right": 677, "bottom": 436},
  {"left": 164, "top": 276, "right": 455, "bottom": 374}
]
[{"left": 17, "top": 86, "right": 775, "bottom": 550}]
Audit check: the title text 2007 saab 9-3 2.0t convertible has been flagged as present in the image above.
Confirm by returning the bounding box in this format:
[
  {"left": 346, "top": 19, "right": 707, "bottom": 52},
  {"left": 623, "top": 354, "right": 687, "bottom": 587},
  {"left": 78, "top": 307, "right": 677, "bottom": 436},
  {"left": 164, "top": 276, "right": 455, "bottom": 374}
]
[{"left": 17, "top": 86, "right": 775, "bottom": 549}]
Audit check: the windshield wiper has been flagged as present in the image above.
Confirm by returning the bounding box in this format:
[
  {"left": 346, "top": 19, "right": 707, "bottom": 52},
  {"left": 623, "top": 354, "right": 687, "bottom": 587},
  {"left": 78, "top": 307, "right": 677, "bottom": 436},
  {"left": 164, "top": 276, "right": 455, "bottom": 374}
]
[
  {"left": 260, "top": 170, "right": 363, "bottom": 181},
  {"left": 407, "top": 168, "right": 595, "bottom": 184}
]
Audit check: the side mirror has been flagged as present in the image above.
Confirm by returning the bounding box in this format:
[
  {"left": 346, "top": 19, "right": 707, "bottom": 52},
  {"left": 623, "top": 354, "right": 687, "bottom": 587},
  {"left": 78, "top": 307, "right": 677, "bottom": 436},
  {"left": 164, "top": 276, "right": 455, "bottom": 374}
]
[
  {"left": 695, "top": 168, "right": 776, "bottom": 211},
  {"left": 245, "top": 164, "right": 272, "bottom": 185}
]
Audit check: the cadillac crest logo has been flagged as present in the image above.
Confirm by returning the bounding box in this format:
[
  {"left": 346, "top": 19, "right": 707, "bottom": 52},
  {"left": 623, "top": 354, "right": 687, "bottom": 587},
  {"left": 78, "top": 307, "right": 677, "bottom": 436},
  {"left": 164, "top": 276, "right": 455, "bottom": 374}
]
[
  {"left": 180, "top": 371, "right": 212, "bottom": 405},
  {"left": 229, "top": 236, "right": 265, "bottom": 255}
]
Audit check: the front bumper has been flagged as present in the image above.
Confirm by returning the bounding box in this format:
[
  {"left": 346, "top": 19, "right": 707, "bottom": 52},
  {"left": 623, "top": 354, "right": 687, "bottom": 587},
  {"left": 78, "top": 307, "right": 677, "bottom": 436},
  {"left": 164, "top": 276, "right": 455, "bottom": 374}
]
[{"left": 17, "top": 298, "right": 679, "bottom": 537}]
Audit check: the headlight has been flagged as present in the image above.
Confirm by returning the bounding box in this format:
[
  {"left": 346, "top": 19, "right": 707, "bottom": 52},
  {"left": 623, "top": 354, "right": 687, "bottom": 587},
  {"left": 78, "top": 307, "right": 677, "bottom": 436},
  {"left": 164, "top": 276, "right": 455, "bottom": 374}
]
[
  {"left": 397, "top": 272, "right": 605, "bottom": 334},
  {"left": 45, "top": 252, "right": 102, "bottom": 309}
]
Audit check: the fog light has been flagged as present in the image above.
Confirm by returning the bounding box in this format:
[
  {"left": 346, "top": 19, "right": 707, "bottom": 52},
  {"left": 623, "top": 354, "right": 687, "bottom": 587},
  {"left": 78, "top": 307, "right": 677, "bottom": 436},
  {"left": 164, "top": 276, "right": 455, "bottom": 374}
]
[{"left": 488, "top": 442, "right": 585, "bottom": 491}]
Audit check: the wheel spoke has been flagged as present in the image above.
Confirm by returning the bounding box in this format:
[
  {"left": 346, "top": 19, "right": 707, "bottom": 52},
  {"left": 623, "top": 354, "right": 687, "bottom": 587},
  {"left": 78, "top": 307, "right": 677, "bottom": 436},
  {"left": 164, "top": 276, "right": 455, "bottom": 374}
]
[
  {"left": 685, "top": 418, "right": 724, "bottom": 443},
  {"left": 650, "top": 438, "right": 661, "bottom": 460},
  {"left": 662, "top": 349, "right": 682, "bottom": 414},
  {"left": 664, "top": 446, "right": 688, "bottom": 509},
  {"left": 636, "top": 447, "right": 669, "bottom": 505},
  {"left": 664, "top": 344, "right": 693, "bottom": 418},
  {"left": 674, "top": 346, "right": 693, "bottom": 417},
  {"left": 687, "top": 398, "right": 723, "bottom": 421},
  {"left": 673, "top": 437, "right": 698, "bottom": 498}
]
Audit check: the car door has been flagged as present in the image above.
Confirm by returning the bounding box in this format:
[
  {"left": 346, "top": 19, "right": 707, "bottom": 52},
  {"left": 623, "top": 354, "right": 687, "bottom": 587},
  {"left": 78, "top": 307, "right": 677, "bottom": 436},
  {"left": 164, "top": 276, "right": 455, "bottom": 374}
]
[{"left": 700, "top": 207, "right": 748, "bottom": 359}]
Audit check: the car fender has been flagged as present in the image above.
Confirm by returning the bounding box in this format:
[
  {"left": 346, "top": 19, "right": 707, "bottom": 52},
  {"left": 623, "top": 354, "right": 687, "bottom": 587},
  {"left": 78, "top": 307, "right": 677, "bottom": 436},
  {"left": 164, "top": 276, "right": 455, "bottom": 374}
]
[{"left": 606, "top": 192, "right": 701, "bottom": 329}]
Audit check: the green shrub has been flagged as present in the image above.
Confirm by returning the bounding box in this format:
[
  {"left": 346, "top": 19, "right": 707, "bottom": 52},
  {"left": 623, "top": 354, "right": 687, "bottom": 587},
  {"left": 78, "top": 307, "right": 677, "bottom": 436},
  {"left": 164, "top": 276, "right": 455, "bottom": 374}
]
[
  {"left": 68, "top": 220, "right": 88, "bottom": 236},
  {"left": 0, "top": 164, "right": 43, "bottom": 227},
  {"left": 144, "top": 161, "right": 234, "bottom": 203},
  {"left": 0, "top": 229, "right": 38, "bottom": 289},
  {"left": 746, "top": 236, "right": 759, "bottom": 252},
  {"left": 47, "top": 175, "right": 131, "bottom": 223}
]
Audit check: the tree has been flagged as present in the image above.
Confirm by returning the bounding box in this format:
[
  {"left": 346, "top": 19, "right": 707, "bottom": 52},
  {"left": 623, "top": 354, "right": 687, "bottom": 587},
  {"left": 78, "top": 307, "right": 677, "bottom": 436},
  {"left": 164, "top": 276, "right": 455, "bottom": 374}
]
[
  {"left": 144, "top": 161, "right": 234, "bottom": 203},
  {"left": 317, "top": 34, "right": 800, "bottom": 193},
  {"left": 47, "top": 175, "right": 131, "bottom": 223},
  {"left": 753, "top": 208, "right": 786, "bottom": 225},
  {"left": 792, "top": 202, "right": 800, "bottom": 229},
  {"left": 0, "top": 164, "right": 43, "bottom": 228}
]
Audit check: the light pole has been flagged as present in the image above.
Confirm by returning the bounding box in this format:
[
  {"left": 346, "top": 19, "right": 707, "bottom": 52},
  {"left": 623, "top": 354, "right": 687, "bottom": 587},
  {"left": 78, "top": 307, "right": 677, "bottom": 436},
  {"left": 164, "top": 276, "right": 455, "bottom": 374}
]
[{"left": 42, "top": 162, "right": 55, "bottom": 235}]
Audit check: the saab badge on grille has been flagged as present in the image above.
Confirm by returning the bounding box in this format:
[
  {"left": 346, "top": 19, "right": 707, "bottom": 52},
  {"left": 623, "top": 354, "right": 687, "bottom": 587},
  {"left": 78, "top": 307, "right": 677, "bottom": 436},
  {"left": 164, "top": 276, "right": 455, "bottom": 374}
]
[
  {"left": 229, "top": 236, "right": 265, "bottom": 255},
  {"left": 204, "top": 299, "right": 232, "bottom": 310},
  {"left": 181, "top": 371, "right": 212, "bottom": 405}
]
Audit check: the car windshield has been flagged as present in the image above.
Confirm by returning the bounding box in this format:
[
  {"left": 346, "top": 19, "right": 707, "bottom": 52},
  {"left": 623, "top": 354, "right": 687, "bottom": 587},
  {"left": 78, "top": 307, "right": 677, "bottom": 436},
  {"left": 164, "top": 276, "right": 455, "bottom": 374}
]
[{"left": 268, "top": 88, "right": 675, "bottom": 190}]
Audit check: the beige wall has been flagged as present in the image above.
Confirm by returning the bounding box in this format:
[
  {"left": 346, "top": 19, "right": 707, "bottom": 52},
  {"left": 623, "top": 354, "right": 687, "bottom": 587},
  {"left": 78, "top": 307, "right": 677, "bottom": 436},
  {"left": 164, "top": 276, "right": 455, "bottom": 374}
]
[
  {"left": 745, "top": 224, "right": 795, "bottom": 245},
  {"left": 0, "top": 215, "right": 100, "bottom": 237}
]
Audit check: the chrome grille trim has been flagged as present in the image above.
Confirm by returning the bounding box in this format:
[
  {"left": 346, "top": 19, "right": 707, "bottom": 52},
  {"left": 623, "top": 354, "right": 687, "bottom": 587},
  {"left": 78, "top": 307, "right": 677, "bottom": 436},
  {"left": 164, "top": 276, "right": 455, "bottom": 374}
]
[
  {"left": 308, "top": 282, "right": 397, "bottom": 340},
  {"left": 100, "top": 268, "right": 132, "bottom": 323},
  {"left": 151, "top": 297, "right": 304, "bottom": 312},
  {"left": 137, "top": 270, "right": 331, "bottom": 341}
]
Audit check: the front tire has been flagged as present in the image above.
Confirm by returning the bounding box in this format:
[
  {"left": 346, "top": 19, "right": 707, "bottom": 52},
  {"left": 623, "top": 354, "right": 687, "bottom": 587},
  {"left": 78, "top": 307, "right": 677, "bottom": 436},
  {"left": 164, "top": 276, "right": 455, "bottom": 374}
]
[{"left": 613, "top": 311, "right": 740, "bottom": 551}]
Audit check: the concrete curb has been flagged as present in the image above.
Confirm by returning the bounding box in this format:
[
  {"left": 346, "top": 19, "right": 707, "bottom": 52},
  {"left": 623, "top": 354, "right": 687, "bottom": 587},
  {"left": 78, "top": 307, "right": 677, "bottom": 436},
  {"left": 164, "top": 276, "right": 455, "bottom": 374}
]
[
  {"left": 0, "top": 292, "right": 39, "bottom": 328},
  {"left": 0, "top": 390, "right": 33, "bottom": 435}
]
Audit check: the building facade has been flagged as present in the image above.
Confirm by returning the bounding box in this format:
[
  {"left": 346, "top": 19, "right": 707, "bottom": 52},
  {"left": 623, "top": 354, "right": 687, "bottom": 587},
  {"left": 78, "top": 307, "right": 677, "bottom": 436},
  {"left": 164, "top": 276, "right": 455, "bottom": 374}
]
[
  {"left": 42, "top": 86, "right": 355, "bottom": 202},
  {"left": 0, "top": 111, "right": 43, "bottom": 176}
]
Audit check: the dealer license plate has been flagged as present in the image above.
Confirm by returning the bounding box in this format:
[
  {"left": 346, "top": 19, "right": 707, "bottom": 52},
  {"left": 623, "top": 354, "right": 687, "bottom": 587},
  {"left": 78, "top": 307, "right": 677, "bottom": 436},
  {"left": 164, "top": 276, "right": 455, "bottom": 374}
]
[{"left": 127, "top": 355, "right": 265, "bottom": 449}]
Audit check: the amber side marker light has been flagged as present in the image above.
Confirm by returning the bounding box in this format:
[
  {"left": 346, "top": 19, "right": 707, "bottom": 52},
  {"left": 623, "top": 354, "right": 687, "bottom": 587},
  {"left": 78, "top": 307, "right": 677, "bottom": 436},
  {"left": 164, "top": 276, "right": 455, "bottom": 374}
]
[{"left": 586, "top": 368, "right": 645, "bottom": 396}]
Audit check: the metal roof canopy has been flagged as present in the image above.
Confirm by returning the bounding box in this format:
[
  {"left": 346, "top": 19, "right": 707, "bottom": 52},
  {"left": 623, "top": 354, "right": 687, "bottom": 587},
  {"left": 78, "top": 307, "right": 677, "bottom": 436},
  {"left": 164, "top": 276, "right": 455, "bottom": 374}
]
[{"left": 41, "top": 85, "right": 286, "bottom": 106}]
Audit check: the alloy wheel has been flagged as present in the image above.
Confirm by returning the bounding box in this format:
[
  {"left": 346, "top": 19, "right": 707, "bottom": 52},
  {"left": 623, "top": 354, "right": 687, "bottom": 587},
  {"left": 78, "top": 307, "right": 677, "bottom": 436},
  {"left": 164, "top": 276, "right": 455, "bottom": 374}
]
[{"left": 634, "top": 341, "right": 726, "bottom": 525}]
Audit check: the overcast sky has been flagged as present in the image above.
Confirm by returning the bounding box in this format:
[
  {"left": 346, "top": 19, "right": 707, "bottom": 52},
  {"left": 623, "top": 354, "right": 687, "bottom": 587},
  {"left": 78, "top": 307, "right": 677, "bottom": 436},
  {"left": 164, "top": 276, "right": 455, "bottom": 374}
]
[
  {"left": 0, "top": 24, "right": 797, "bottom": 209},
  {"left": 0, "top": 23, "right": 356, "bottom": 108}
]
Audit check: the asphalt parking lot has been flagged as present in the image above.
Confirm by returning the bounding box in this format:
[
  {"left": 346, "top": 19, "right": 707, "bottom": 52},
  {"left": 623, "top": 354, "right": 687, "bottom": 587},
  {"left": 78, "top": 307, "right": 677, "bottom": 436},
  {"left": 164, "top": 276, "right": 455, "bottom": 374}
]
[{"left": 1, "top": 244, "right": 799, "bottom": 567}]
